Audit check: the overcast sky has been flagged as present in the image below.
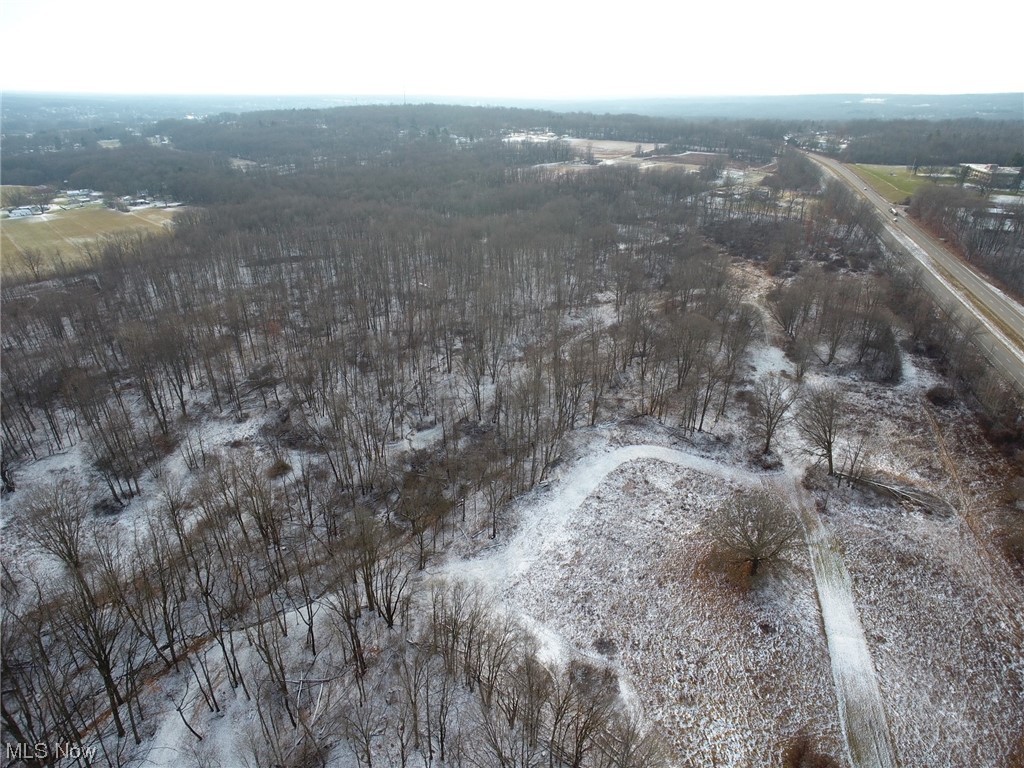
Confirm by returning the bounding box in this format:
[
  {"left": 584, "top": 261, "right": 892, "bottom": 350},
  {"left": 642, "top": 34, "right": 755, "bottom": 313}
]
[{"left": 2, "top": 0, "right": 1021, "bottom": 100}]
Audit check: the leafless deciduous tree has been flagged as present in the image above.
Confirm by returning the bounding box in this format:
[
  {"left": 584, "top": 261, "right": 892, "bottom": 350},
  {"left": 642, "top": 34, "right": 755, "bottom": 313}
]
[
  {"left": 708, "top": 489, "right": 800, "bottom": 578},
  {"left": 22, "top": 478, "right": 91, "bottom": 571},
  {"left": 595, "top": 712, "right": 670, "bottom": 768},
  {"left": 751, "top": 372, "right": 800, "bottom": 454},
  {"left": 795, "top": 386, "right": 848, "bottom": 475}
]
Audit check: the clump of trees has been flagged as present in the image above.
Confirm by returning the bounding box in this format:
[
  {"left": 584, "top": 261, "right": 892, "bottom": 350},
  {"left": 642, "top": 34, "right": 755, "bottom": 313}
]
[
  {"left": 4, "top": 495, "right": 672, "bottom": 768},
  {"left": 0, "top": 110, "right": 719, "bottom": 764},
  {"left": 909, "top": 184, "right": 1024, "bottom": 297},
  {"left": 768, "top": 266, "right": 902, "bottom": 384},
  {"left": 763, "top": 148, "right": 821, "bottom": 193},
  {"left": 886, "top": 264, "right": 1024, "bottom": 454},
  {"left": 837, "top": 119, "right": 1024, "bottom": 167}
]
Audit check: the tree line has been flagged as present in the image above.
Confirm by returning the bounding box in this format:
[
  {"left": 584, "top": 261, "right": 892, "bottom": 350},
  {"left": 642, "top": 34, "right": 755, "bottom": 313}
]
[
  {"left": 909, "top": 183, "right": 1024, "bottom": 295},
  {"left": 836, "top": 118, "right": 1023, "bottom": 166}
]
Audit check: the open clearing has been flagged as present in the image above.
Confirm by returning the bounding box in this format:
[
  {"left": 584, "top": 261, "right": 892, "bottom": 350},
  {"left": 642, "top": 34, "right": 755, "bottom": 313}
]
[
  {"left": 430, "top": 309, "right": 1024, "bottom": 767},
  {"left": 440, "top": 435, "right": 844, "bottom": 764},
  {"left": 565, "top": 138, "right": 659, "bottom": 161},
  {"left": 1, "top": 204, "right": 179, "bottom": 277}
]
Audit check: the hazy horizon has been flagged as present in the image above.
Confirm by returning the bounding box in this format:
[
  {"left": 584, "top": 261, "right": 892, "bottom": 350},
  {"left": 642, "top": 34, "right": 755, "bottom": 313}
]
[
  {"left": 3, "top": 0, "right": 1021, "bottom": 101},
  {"left": 4, "top": 89, "right": 1022, "bottom": 100}
]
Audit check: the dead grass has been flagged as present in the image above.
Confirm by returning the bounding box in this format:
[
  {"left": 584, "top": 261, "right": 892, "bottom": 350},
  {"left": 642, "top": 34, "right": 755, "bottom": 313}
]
[
  {"left": 996, "top": 510, "right": 1024, "bottom": 573},
  {"left": 781, "top": 733, "right": 843, "bottom": 768},
  {"left": 266, "top": 458, "right": 292, "bottom": 478},
  {"left": 1, "top": 205, "right": 180, "bottom": 278},
  {"left": 693, "top": 544, "right": 754, "bottom": 593},
  {"left": 684, "top": 536, "right": 757, "bottom": 598},
  {"left": 503, "top": 455, "right": 840, "bottom": 764},
  {"left": 1008, "top": 728, "right": 1024, "bottom": 768}
]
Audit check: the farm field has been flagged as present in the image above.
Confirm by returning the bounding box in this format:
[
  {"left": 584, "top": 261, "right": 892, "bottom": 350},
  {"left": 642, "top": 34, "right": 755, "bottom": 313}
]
[{"left": 1, "top": 204, "right": 180, "bottom": 277}]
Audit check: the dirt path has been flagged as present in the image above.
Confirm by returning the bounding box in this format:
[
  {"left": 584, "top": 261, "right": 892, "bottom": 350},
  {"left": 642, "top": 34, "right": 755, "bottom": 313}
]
[
  {"left": 775, "top": 477, "right": 898, "bottom": 768},
  {"left": 446, "top": 444, "right": 757, "bottom": 587}
]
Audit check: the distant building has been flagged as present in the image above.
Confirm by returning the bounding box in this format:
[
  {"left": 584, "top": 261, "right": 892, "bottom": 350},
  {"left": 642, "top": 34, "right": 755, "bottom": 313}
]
[
  {"left": 961, "top": 163, "right": 1023, "bottom": 190},
  {"left": 8, "top": 206, "right": 43, "bottom": 217}
]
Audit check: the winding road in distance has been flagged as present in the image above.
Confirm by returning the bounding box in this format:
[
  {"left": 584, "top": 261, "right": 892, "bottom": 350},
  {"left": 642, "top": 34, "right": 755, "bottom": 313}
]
[{"left": 804, "top": 152, "right": 1024, "bottom": 393}]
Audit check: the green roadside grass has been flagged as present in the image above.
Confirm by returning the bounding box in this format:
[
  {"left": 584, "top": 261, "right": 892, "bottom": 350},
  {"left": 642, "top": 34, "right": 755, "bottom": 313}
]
[{"left": 849, "top": 164, "right": 955, "bottom": 203}]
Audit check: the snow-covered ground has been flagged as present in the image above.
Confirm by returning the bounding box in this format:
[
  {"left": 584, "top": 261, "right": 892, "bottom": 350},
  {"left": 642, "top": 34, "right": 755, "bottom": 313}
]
[
  {"left": 438, "top": 425, "right": 846, "bottom": 765},
  {"left": 813, "top": 387, "right": 1024, "bottom": 767},
  {"left": 774, "top": 476, "right": 896, "bottom": 768},
  {"left": 432, "top": 334, "right": 1023, "bottom": 766},
  {"left": 4, "top": 259, "right": 1021, "bottom": 767}
]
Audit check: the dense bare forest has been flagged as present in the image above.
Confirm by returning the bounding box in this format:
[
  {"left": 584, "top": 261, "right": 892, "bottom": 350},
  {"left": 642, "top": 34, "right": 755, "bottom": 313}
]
[
  {"left": 835, "top": 118, "right": 1024, "bottom": 167},
  {"left": 2, "top": 104, "right": 1022, "bottom": 767}
]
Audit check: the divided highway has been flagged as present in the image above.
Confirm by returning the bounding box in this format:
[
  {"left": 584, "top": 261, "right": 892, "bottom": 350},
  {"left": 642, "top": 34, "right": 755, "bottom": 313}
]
[{"left": 805, "top": 152, "right": 1024, "bottom": 393}]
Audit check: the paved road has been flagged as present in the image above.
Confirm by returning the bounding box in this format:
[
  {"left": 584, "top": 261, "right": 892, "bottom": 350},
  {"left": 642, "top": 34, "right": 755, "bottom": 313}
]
[{"left": 805, "top": 152, "right": 1024, "bottom": 392}]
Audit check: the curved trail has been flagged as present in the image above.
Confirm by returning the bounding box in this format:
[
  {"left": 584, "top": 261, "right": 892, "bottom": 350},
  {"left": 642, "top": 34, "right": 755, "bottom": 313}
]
[
  {"left": 449, "top": 445, "right": 754, "bottom": 585},
  {"left": 450, "top": 444, "right": 897, "bottom": 767}
]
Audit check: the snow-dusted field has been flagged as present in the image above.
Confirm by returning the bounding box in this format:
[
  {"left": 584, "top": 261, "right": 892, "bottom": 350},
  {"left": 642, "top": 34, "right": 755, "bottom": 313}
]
[
  {"left": 829, "top": 492, "right": 1024, "bottom": 766},
  {"left": 816, "top": 391, "right": 1024, "bottom": 767},
  {"left": 441, "top": 425, "right": 845, "bottom": 765}
]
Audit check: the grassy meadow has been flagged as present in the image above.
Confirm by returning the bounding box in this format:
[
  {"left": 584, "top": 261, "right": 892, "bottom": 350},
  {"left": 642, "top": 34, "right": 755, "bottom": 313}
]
[{"left": 1, "top": 204, "right": 178, "bottom": 279}]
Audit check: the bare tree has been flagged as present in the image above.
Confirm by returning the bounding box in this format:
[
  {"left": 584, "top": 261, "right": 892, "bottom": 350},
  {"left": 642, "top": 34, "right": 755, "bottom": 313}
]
[
  {"left": 708, "top": 489, "right": 800, "bottom": 578},
  {"left": 595, "top": 712, "right": 670, "bottom": 768},
  {"left": 547, "top": 660, "right": 618, "bottom": 768},
  {"left": 15, "top": 247, "right": 47, "bottom": 281},
  {"left": 769, "top": 279, "right": 813, "bottom": 340},
  {"left": 795, "top": 386, "right": 848, "bottom": 475},
  {"left": 341, "top": 692, "right": 385, "bottom": 768},
  {"left": 373, "top": 545, "right": 412, "bottom": 629},
  {"left": 22, "top": 478, "right": 91, "bottom": 572},
  {"left": 751, "top": 372, "right": 800, "bottom": 454}
]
